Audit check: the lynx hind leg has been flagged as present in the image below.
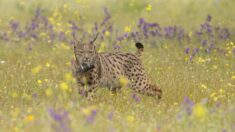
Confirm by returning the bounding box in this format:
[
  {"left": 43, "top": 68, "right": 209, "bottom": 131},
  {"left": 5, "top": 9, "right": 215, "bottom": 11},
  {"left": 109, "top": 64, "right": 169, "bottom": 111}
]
[
  {"left": 109, "top": 86, "right": 122, "bottom": 94},
  {"left": 128, "top": 73, "right": 162, "bottom": 99}
]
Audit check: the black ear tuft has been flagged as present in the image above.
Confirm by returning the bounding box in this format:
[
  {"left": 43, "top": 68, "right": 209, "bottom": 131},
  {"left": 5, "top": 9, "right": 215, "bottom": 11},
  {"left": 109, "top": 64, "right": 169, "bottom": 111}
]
[
  {"left": 135, "top": 42, "right": 144, "bottom": 49},
  {"left": 90, "top": 33, "right": 99, "bottom": 44}
]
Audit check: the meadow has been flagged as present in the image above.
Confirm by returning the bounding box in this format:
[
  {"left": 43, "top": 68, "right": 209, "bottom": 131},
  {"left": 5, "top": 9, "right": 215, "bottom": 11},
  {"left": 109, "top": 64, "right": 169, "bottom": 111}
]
[{"left": 0, "top": 0, "right": 234, "bottom": 131}]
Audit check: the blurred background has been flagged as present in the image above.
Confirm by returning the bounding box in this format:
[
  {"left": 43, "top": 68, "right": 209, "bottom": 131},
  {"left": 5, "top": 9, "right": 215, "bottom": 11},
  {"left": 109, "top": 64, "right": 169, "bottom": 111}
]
[{"left": 0, "top": 0, "right": 235, "bottom": 29}]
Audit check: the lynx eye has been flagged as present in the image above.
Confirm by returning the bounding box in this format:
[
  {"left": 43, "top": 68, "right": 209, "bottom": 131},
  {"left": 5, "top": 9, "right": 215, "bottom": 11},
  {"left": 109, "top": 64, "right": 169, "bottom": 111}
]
[
  {"left": 87, "top": 50, "right": 93, "bottom": 53},
  {"left": 77, "top": 50, "right": 84, "bottom": 54}
]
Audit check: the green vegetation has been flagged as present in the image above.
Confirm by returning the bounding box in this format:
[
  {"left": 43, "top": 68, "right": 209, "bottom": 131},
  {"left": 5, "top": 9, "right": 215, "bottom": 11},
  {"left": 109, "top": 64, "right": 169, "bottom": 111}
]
[{"left": 0, "top": 0, "right": 234, "bottom": 131}]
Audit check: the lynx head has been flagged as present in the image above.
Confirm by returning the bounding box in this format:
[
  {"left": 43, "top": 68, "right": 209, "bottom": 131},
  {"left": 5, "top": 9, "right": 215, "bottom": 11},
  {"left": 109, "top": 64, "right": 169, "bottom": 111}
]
[{"left": 73, "top": 33, "right": 99, "bottom": 72}]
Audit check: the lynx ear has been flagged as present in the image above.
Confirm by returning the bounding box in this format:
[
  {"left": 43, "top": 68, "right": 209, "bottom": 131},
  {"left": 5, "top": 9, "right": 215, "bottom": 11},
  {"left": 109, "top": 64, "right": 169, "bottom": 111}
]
[
  {"left": 72, "top": 33, "right": 80, "bottom": 56},
  {"left": 72, "top": 33, "right": 80, "bottom": 44},
  {"left": 73, "top": 41, "right": 80, "bottom": 65},
  {"left": 90, "top": 33, "right": 99, "bottom": 44}
]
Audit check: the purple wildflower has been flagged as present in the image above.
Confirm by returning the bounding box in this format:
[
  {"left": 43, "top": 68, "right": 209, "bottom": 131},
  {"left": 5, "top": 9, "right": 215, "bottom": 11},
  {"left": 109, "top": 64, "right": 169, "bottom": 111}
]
[
  {"left": 17, "top": 31, "right": 26, "bottom": 38},
  {"left": 138, "top": 18, "right": 145, "bottom": 28},
  {"left": 215, "top": 102, "right": 221, "bottom": 108},
  {"left": 222, "top": 129, "right": 227, "bottom": 132},
  {"left": 32, "top": 93, "right": 38, "bottom": 99},
  {"left": 189, "top": 55, "right": 194, "bottom": 62},
  {"left": 164, "top": 26, "right": 176, "bottom": 39},
  {"left": 184, "top": 96, "right": 194, "bottom": 107},
  {"left": 69, "top": 21, "right": 79, "bottom": 34},
  {"left": 34, "top": 7, "right": 42, "bottom": 19},
  {"left": 196, "top": 31, "right": 203, "bottom": 36},
  {"left": 132, "top": 93, "right": 141, "bottom": 102},
  {"left": 183, "top": 96, "right": 194, "bottom": 115},
  {"left": 202, "top": 40, "right": 207, "bottom": 46},
  {"left": 116, "top": 33, "right": 128, "bottom": 41},
  {"left": 177, "top": 28, "right": 185, "bottom": 40},
  {"left": 195, "top": 48, "right": 199, "bottom": 53},
  {"left": 86, "top": 110, "right": 97, "bottom": 124},
  {"left": 31, "top": 33, "right": 38, "bottom": 40},
  {"left": 48, "top": 108, "right": 71, "bottom": 132},
  {"left": 148, "top": 23, "right": 158, "bottom": 28},
  {"left": 156, "top": 125, "right": 161, "bottom": 132},
  {"left": 100, "top": 7, "right": 111, "bottom": 26},
  {"left": 108, "top": 112, "right": 113, "bottom": 120},
  {"left": 185, "top": 48, "right": 190, "bottom": 54},
  {"left": 49, "top": 32, "right": 56, "bottom": 42},
  {"left": 219, "top": 28, "right": 230, "bottom": 40},
  {"left": 113, "top": 45, "right": 121, "bottom": 50},
  {"left": 9, "top": 20, "right": 19, "bottom": 31},
  {"left": 59, "top": 31, "right": 66, "bottom": 41},
  {"left": 31, "top": 22, "right": 38, "bottom": 30}
]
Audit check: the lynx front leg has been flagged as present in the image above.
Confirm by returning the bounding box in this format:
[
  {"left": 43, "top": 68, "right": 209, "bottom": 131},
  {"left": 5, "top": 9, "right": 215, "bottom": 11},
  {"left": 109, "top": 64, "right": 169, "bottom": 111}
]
[
  {"left": 110, "top": 86, "right": 122, "bottom": 95},
  {"left": 75, "top": 75, "right": 97, "bottom": 98},
  {"left": 84, "top": 83, "right": 99, "bottom": 101},
  {"left": 72, "top": 63, "right": 86, "bottom": 96},
  {"left": 84, "top": 69, "right": 100, "bottom": 101}
]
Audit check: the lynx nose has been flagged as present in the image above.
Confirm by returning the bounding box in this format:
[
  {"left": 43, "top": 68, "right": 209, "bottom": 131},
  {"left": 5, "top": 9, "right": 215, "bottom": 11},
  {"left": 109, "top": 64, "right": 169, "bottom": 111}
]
[{"left": 83, "top": 57, "right": 89, "bottom": 61}]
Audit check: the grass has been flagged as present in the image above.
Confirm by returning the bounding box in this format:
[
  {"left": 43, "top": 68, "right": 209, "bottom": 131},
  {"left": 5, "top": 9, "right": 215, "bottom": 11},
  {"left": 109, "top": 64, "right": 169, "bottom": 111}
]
[{"left": 0, "top": 0, "right": 235, "bottom": 132}]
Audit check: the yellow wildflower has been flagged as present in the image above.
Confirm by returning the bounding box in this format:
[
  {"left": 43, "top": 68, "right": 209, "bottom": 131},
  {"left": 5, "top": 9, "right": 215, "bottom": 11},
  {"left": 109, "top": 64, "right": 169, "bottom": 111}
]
[
  {"left": 45, "top": 88, "right": 53, "bottom": 97},
  {"left": 65, "top": 73, "right": 75, "bottom": 83},
  {"left": 46, "top": 62, "right": 50, "bottom": 67},
  {"left": 37, "top": 79, "right": 42, "bottom": 84},
  {"left": 124, "top": 26, "right": 131, "bottom": 33},
  {"left": 76, "top": 0, "right": 81, "bottom": 4},
  {"left": 126, "top": 115, "right": 135, "bottom": 123},
  {"left": 213, "top": 97, "right": 218, "bottom": 102},
  {"left": 213, "top": 65, "right": 218, "bottom": 69},
  {"left": 119, "top": 76, "right": 129, "bottom": 87},
  {"left": 81, "top": 108, "right": 91, "bottom": 116},
  {"left": 188, "top": 32, "right": 193, "bottom": 37},
  {"left": 98, "top": 42, "right": 106, "bottom": 53},
  {"left": 65, "top": 30, "right": 71, "bottom": 35},
  {"left": 105, "top": 31, "right": 110, "bottom": 36},
  {"left": 39, "top": 32, "right": 47, "bottom": 37},
  {"left": 201, "top": 84, "right": 207, "bottom": 89},
  {"left": 63, "top": 4, "right": 68, "bottom": 10},
  {"left": 60, "top": 82, "right": 69, "bottom": 91},
  {"left": 25, "top": 115, "right": 34, "bottom": 122},
  {"left": 210, "top": 92, "right": 216, "bottom": 98},
  {"left": 146, "top": 4, "right": 152, "bottom": 11},
  {"left": 11, "top": 92, "right": 18, "bottom": 98},
  {"left": 48, "top": 17, "right": 55, "bottom": 24},
  {"left": 61, "top": 43, "right": 70, "bottom": 50},
  {"left": 197, "top": 57, "right": 205, "bottom": 64},
  {"left": 219, "top": 89, "right": 224, "bottom": 94},
  {"left": 232, "top": 76, "right": 235, "bottom": 80},
  {"left": 230, "top": 42, "right": 234, "bottom": 46},
  {"left": 31, "top": 65, "right": 42, "bottom": 74},
  {"left": 192, "top": 104, "right": 207, "bottom": 119}
]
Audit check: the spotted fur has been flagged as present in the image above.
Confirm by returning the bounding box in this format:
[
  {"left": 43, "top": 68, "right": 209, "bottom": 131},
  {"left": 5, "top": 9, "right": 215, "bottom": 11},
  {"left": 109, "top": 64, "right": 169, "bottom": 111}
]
[{"left": 73, "top": 35, "right": 162, "bottom": 100}]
